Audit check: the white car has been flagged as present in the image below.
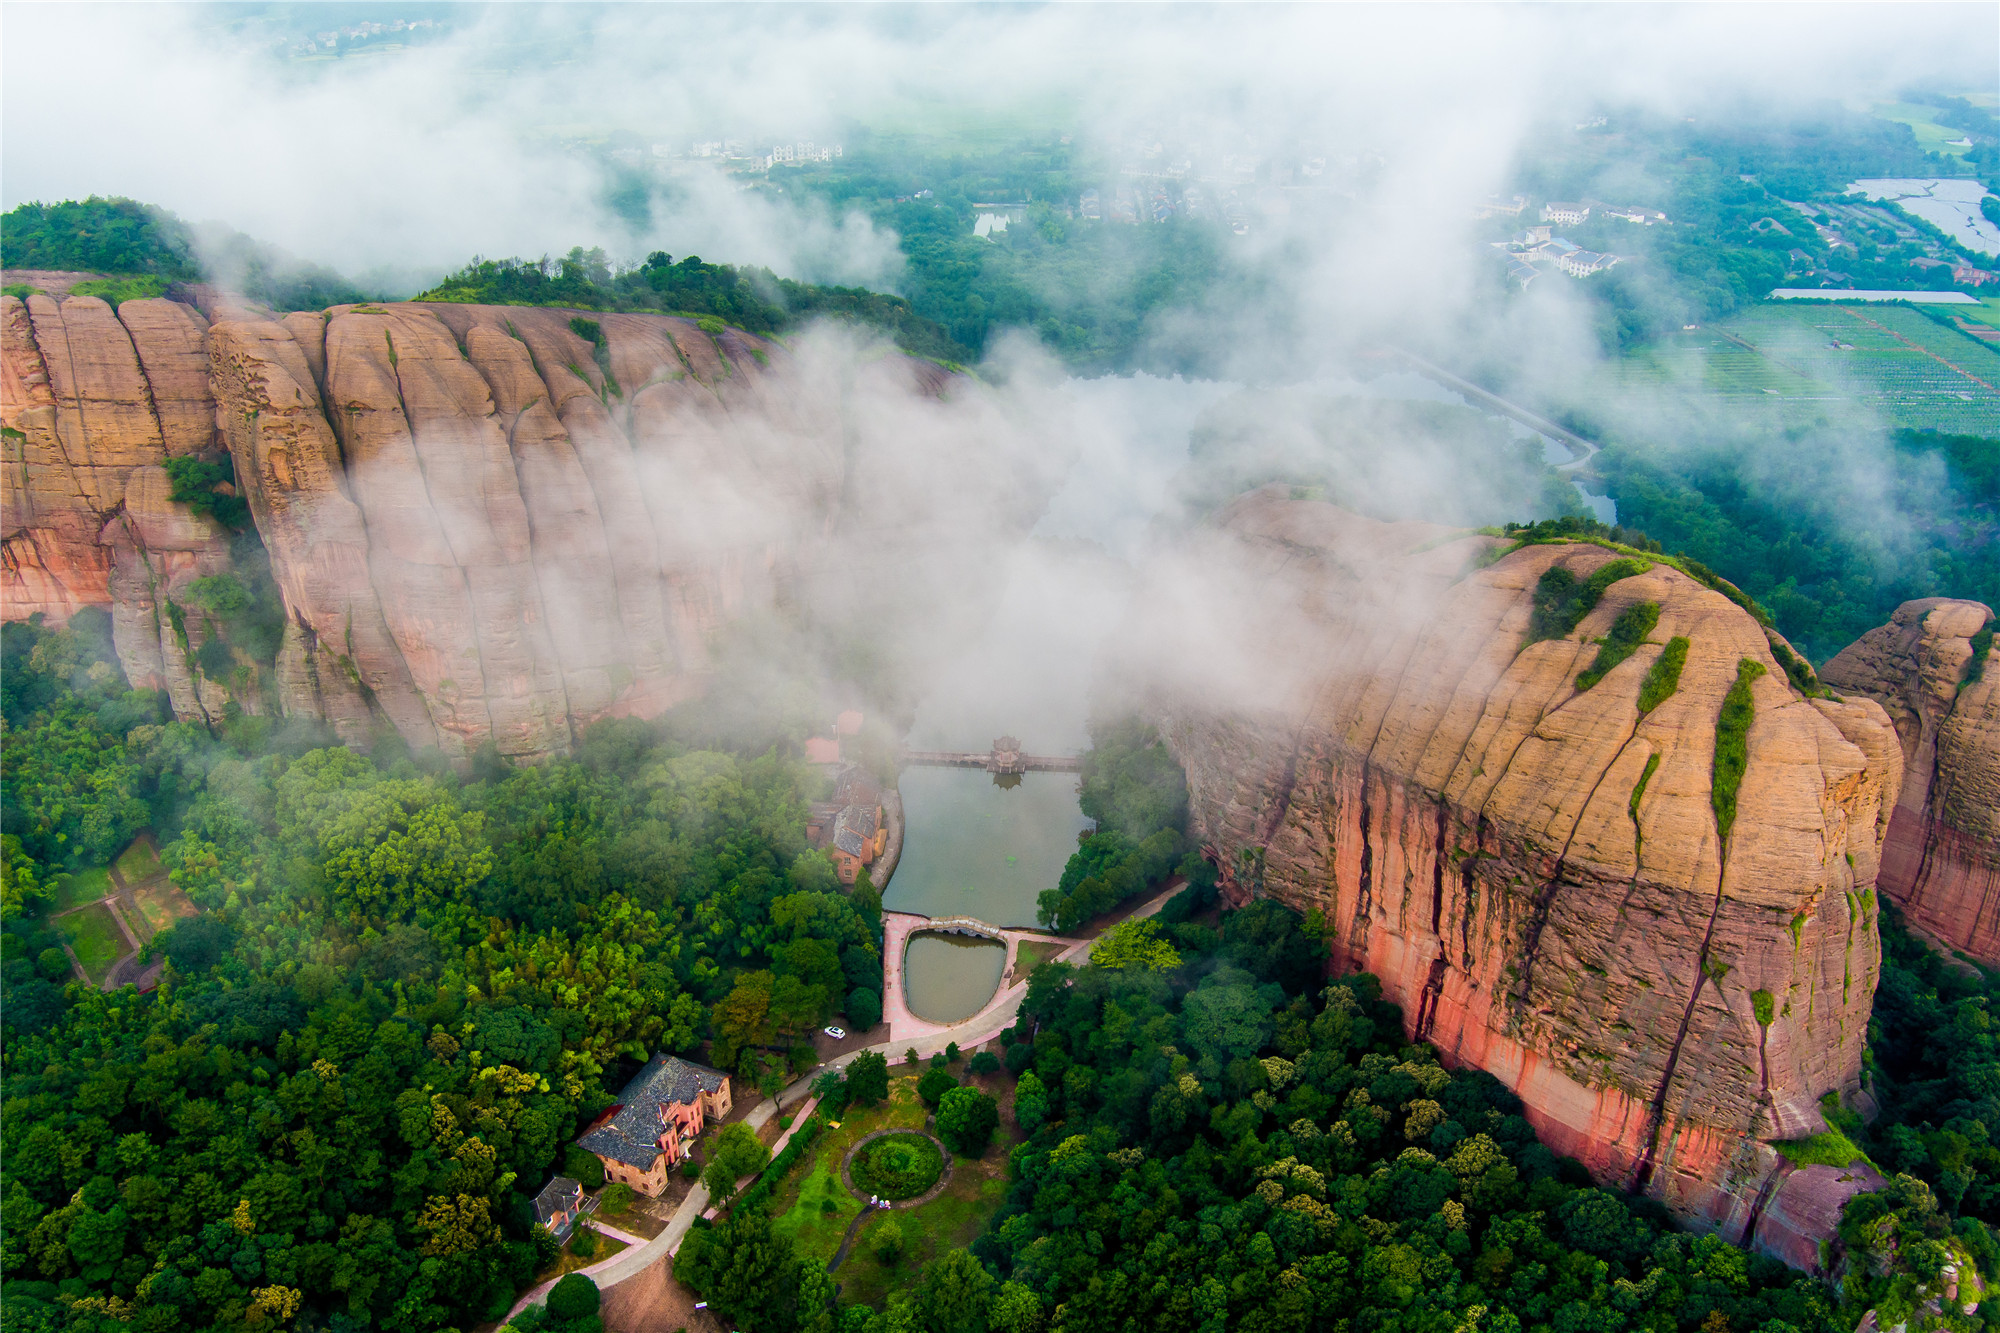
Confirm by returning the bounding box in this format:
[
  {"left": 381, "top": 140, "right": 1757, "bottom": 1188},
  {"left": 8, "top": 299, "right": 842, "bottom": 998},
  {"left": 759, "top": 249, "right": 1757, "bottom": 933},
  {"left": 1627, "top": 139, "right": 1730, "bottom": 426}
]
[{"left": 823, "top": 1026, "right": 847, "bottom": 1039}]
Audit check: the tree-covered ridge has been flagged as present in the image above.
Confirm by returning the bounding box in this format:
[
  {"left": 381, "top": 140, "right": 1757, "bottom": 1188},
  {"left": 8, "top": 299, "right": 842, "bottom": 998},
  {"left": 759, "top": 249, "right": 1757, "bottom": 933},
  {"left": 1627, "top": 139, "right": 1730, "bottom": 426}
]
[
  {"left": 1037, "top": 720, "right": 1203, "bottom": 935},
  {"left": 1596, "top": 427, "right": 2000, "bottom": 665},
  {"left": 1, "top": 198, "right": 202, "bottom": 281},
  {"left": 416, "top": 247, "right": 968, "bottom": 364},
  {"left": 0, "top": 615, "right": 882, "bottom": 1333},
  {"left": 2, "top": 197, "right": 364, "bottom": 313}
]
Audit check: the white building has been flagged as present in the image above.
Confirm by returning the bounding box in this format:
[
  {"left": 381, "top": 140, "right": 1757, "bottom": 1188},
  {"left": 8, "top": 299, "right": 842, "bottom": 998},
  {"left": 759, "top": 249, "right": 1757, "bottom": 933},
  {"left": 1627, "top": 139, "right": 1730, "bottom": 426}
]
[
  {"left": 1542, "top": 202, "right": 1590, "bottom": 225},
  {"left": 1601, "top": 205, "right": 1668, "bottom": 225},
  {"left": 1556, "top": 250, "right": 1619, "bottom": 277}
]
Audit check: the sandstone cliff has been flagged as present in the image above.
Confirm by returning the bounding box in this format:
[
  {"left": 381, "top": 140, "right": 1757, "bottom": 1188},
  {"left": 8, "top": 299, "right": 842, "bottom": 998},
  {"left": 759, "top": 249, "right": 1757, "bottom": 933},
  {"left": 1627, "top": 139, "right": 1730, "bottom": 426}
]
[
  {"left": 1823, "top": 599, "right": 1999, "bottom": 964},
  {"left": 1135, "top": 489, "right": 1902, "bottom": 1268},
  {"left": 1, "top": 293, "right": 236, "bottom": 714},
  {"left": 5, "top": 292, "right": 994, "bottom": 760}
]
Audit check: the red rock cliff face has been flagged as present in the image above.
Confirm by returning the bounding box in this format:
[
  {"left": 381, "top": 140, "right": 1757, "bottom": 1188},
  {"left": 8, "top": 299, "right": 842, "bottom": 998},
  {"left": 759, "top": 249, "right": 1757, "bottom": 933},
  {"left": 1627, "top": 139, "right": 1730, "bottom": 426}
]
[
  {"left": 2, "top": 293, "right": 236, "bottom": 712},
  {"left": 1822, "top": 599, "right": 1999, "bottom": 963},
  {"left": 6, "top": 295, "right": 965, "bottom": 760},
  {"left": 1137, "top": 492, "right": 1902, "bottom": 1269}
]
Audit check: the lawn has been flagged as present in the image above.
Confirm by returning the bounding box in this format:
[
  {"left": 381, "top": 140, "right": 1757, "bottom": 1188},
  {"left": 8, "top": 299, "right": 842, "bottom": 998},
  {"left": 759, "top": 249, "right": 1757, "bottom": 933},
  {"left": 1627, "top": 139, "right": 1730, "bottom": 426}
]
[
  {"left": 128, "top": 880, "right": 198, "bottom": 942},
  {"left": 58, "top": 902, "right": 130, "bottom": 984},
  {"left": 532, "top": 1224, "right": 629, "bottom": 1286},
  {"left": 114, "top": 838, "right": 165, "bottom": 885},
  {"left": 1868, "top": 102, "right": 1976, "bottom": 158},
  {"left": 1007, "top": 939, "right": 1067, "bottom": 986},
  {"left": 766, "top": 1068, "right": 1019, "bottom": 1309},
  {"left": 52, "top": 867, "right": 112, "bottom": 913}
]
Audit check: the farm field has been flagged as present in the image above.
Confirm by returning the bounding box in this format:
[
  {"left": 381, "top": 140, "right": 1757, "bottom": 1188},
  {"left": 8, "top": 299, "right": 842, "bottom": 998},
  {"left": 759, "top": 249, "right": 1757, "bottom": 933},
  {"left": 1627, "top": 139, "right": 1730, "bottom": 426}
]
[
  {"left": 1957, "top": 298, "right": 2000, "bottom": 331},
  {"left": 128, "top": 880, "right": 198, "bottom": 941},
  {"left": 58, "top": 902, "right": 131, "bottom": 984},
  {"left": 1576, "top": 302, "right": 2000, "bottom": 436}
]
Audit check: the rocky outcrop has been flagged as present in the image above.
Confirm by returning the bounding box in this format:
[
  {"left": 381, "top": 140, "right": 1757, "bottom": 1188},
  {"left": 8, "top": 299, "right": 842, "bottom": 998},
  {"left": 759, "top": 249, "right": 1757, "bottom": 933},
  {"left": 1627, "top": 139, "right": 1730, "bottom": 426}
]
[
  {"left": 1, "top": 294, "right": 234, "bottom": 703},
  {"left": 1823, "top": 599, "right": 1999, "bottom": 963},
  {"left": 1133, "top": 490, "right": 1902, "bottom": 1268},
  {"left": 7, "top": 292, "right": 982, "bottom": 761}
]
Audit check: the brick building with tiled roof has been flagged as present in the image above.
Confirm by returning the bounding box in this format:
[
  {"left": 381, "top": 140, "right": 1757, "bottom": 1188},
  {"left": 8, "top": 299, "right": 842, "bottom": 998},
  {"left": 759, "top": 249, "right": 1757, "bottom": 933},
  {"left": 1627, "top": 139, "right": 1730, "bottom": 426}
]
[{"left": 576, "top": 1055, "right": 732, "bottom": 1196}]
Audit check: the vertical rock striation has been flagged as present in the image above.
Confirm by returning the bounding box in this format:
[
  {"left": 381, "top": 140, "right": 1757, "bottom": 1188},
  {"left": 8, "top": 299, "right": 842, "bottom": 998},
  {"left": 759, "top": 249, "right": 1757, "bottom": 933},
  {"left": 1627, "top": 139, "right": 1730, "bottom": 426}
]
[
  {"left": 1823, "top": 598, "right": 2000, "bottom": 964},
  {"left": 8, "top": 295, "right": 959, "bottom": 761},
  {"left": 1133, "top": 490, "right": 1901, "bottom": 1268},
  {"left": 2, "top": 294, "right": 235, "bottom": 705}
]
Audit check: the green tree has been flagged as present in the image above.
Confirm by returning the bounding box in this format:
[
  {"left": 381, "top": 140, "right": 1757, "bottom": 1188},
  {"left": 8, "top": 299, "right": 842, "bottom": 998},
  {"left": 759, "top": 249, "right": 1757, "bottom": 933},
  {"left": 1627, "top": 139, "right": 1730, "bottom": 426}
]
[
  {"left": 935, "top": 1087, "right": 999, "bottom": 1157},
  {"left": 918, "top": 1067, "right": 959, "bottom": 1110},
  {"left": 870, "top": 1215, "right": 905, "bottom": 1265},
  {"left": 1090, "top": 917, "right": 1181, "bottom": 971},
  {"left": 673, "top": 1208, "right": 801, "bottom": 1332},
  {"left": 1012, "top": 1070, "right": 1049, "bottom": 1134},
  {"left": 845, "top": 986, "right": 882, "bottom": 1031},
  {"left": 704, "top": 1122, "right": 772, "bottom": 1202},
  {"left": 548, "top": 1272, "right": 600, "bottom": 1321},
  {"left": 917, "top": 1249, "right": 995, "bottom": 1333},
  {"left": 845, "top": 1050, "right": 890, "bottom": 1107},
  {"left": 320, "top": 781, "right": 491, "bottom": 918}
]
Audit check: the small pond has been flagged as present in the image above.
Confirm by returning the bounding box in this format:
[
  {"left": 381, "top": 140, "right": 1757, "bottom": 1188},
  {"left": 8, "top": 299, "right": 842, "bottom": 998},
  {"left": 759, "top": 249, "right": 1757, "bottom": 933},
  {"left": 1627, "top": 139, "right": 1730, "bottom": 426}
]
[{"left": 901, "top": 931, "right": 1007, "bottom": 1025}]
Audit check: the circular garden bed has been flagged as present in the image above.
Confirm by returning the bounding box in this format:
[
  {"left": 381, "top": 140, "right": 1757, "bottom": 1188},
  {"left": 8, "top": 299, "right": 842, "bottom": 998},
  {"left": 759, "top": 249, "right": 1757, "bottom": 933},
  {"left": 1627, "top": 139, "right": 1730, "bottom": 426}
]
[{"left": 847, "top": 1131, "right": 946, "bottom": 1201}]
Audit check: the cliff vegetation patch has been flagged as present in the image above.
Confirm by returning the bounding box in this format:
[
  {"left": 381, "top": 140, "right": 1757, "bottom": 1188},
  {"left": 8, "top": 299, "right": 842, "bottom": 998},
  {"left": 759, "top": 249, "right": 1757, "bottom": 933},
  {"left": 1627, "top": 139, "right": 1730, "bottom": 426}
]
[
  {"left": 1637, "top": 635, "right": 1692, "bottom": 712},
  {"left": 1526, "top": 557, "right": 1653, "bottom": 646},
  {"left": 1576, "top": 601, "right": 1661, "bottom": 691},
  {"left": 1712, "top": 657, "right": 1767, "bottom": 845}
]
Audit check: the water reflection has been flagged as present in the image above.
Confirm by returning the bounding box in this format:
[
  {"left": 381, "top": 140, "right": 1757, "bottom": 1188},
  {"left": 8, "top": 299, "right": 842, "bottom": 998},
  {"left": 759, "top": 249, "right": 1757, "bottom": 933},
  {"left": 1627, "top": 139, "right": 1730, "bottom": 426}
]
[
  {"left": 884, "top": 768, "right": 1091, "bottom": 929},
  {"left": 903, "top": 932, "right": 1008, "bottom": 1024}
]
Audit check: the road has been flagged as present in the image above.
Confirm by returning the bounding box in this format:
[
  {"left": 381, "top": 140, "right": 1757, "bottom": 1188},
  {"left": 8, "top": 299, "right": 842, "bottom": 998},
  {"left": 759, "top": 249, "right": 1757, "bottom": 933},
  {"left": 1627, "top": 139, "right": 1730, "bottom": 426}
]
[{"left": 1385, "top": 345, "right": 1601, "bottom": 474}]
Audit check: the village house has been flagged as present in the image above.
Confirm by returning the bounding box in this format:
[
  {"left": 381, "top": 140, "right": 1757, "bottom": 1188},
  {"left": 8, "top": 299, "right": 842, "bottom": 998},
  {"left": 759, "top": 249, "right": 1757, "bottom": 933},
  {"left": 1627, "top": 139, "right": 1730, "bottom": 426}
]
[
  {"left": 532, "top": 1176, "right": 589, "bottom": 1239},
  {"left": 1541, "top": 201, "right": 1590, "bottom": 225},
  {"left": 824, "top": 767, "right": 888, "bottom": 884},
  {"left": 576, "top": 1055, "right": 732, "bottom": 1197}
]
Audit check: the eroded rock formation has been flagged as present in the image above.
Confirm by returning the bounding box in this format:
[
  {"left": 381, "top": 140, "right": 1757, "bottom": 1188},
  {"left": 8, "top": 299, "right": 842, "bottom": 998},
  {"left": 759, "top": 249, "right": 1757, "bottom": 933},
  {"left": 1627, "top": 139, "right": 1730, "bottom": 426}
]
[
  {"left": 1, "top": 293, "right": 235, "bottom": 711},
  {"left": 5, "top": 293, "right": 997, "bottom": 759},
  {"left": 1823, "top": 598, "right": 1999, "bottom": 964},
  {"left": 1132, "top": 490, "right": 1903, "bottom": 1268}
]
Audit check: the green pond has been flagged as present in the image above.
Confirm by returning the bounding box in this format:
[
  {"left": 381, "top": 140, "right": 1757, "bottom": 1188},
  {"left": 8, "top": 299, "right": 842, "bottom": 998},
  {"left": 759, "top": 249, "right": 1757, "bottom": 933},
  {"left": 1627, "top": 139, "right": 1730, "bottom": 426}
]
[{"left": 887, "top": 767, "right": 1091, "bottom": 1024}]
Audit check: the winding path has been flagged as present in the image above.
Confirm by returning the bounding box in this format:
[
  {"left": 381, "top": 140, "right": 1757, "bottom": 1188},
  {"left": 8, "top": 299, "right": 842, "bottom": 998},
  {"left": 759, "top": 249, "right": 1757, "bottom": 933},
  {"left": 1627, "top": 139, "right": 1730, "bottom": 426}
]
[{"left": 505, "top": 878, "right": 1186, "bottom": 1321}]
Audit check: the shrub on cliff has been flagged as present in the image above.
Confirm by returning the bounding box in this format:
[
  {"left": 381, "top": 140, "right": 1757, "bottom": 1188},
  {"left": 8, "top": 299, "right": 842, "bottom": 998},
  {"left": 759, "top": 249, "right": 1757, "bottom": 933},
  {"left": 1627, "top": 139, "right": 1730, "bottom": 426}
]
[
  {"left": 1638, "top": 635, "right": 1691, "bottom": 712},
  {"left": 1576, "top": 600, "right": 1661, "bottom": 691},
  {"left": 1712, "top": 657, "right": 1766, "bottom": 845},
  {"left": 1527, "top": 557, "right": 1652, "bottom": 645}
]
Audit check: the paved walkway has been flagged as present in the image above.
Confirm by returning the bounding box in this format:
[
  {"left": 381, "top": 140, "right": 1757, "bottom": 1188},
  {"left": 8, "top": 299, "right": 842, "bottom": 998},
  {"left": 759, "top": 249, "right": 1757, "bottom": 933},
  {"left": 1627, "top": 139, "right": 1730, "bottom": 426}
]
[
  {"left": 881, "top": 911, "right": 1090, "bottom": 1045},
  {"left": 507, "top": 878, "right": 1186, "bottom": 1320},
  {"left": 507, "top": 1087, "right": 827, "bottom": 1320}
]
